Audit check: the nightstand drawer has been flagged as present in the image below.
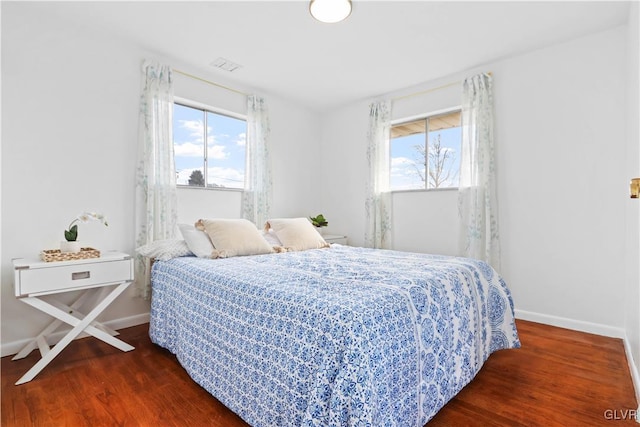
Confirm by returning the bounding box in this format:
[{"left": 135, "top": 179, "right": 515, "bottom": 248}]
[{"left": 15, "top": 258, "right": 133, "bottom": 297}]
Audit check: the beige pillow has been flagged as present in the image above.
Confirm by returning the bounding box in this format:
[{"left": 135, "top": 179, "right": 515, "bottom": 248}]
[
  {"left": 195, "top": 219, "right": 274, "bottom": 258},
  {"left": 265, "top": 218, "right": 330, "bottom": 252}
]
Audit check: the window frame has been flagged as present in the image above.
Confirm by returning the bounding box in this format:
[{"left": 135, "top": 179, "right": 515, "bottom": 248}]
[
  {"left": 173, "top": 96, "right": 247, "bottom": 192},
  {"left": 389, "top": 106, "right": 462, "bottom": 193}
]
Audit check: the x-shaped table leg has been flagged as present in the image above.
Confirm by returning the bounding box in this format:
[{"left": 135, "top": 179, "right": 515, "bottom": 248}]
[
  {"left": 12, "top": 290, "right": 94, "bottom": 360},
  {"left": 14, "top": 282, "right": 134, "bottom": 385}
]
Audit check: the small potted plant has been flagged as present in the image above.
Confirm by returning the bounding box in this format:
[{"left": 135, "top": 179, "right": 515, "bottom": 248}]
[
  {"left": 309, "top": 214, "right": 328, "bottom": 235},
  {"left": 62, "top": 211, "right": 108, "bottom": 253}
]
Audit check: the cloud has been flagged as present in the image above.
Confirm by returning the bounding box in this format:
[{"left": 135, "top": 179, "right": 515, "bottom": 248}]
[
  {"left": 177, "top": 119, "right": 219, "bottom": 144},
  {"left": 207, "top": 167, "right": 244, "bottom": 188},
  {"left": 390, "top": 156, "right": 421, "bottom": 177},
  {"left": 236, "top": 132, "right": 246, "bottom": 146},
  {"left": 174, "top": 141, "right": 228, "bottom": 160},
  {"left": 391, "top": 156, "right": 415, "bottom": 168},
  {"left": 177, "top": 119, "right": 239, "bottom": 159},
  {"left": 207, "top": 143, "right": 228, "bottom": 160},
  {"left": 389, "top": 151, "right": 460, "bottom": 189},
  {"left": 390, "top": 156, "right": 423, "bottom": 190},
  {"left": 174, "top": 142, "right": 204, "bottom": 157},
  {"left": 179, "top": 120, "right": 205, "bottom": 143}
]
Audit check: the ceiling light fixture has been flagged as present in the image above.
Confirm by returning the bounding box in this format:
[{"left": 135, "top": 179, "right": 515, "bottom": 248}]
[{"left": 309, "top": 0, "right": 352, "bottom": 24}]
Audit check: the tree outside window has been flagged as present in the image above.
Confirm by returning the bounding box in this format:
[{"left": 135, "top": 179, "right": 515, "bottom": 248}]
[{"left": 390, "top": 110, "right": 461, "bottom": 191}]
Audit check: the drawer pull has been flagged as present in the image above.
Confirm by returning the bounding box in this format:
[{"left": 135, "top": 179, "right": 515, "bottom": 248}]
[{"left": 71, "top": 271, "right": 90, "bottom": 280}]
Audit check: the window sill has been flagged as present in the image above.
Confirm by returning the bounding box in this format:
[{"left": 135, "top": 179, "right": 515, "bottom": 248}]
[
  {"left": 391, "top": 187, "right": 458, "bottom": 195},
  {"left": 177, "top": 185, "right": 243, "bottom": 193}
]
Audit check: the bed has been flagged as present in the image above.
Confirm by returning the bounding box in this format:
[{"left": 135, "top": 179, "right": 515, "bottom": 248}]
[{"left": 149, "top": 244, "right": 520, "bottom": 427}]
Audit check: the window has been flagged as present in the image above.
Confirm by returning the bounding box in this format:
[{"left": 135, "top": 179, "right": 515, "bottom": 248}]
[
  {"left": 173, "top": 102, "right": 247, "bottom": 189},
  {"left": 390, "top": 109, "right": 461, "bottom": 191}
]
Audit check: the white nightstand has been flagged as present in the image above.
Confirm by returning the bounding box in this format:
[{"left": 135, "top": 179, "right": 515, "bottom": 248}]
[
  {"left": 12, "top": 251, "right": 135, "bottom": 385},
  {"left": 323, "top": 234, "right": 348, "bottom": 245}
]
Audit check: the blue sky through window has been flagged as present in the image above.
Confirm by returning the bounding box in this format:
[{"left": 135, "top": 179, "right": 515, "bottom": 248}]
[
  {"left": 390, "top": 119, "right": 461, "bottom": 190},
  {"left": 173, "top": 103, "right": 246, "bottom": 189}
]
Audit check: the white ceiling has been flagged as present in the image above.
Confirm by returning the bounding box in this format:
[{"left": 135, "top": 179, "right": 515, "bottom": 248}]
[{"left": 24, "top": 1, "right": 630, "bottom": 112}]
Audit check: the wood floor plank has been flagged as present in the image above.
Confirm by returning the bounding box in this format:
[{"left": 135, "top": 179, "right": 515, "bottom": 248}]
[{"left": 2, "top": 320, "right": 637, "bottom": 426}]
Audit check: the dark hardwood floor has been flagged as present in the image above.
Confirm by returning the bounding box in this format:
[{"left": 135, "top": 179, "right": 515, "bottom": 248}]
[{"left": 2, "top": 320, "right": 637, "bottom": 426}]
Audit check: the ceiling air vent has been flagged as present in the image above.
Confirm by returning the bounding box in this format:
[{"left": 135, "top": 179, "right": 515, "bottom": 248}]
[{"left": 210, "top": 57, "right": 242, "bottom": 72}]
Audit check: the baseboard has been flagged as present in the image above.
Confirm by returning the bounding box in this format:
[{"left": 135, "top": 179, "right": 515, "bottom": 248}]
[
  {"left": 515, "top": 309, "right": 626, "bottom": 338},
  {"left": 622, "top": 335, "right": 640, "bottom": 422},
  {"left": 0, "top": 312, "right": 150, "bottom": 358}
]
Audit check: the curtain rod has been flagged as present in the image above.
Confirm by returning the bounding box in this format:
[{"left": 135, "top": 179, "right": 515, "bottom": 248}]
[
  {"left": 173, "top": 68, "right": 249, "bottom": 97},
  {"left": 392, "top": 72, "right": 492, "bottom": 102}
]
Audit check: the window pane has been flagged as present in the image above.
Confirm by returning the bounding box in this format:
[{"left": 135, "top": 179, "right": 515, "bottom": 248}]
[
  {"left": 390, "top": 119, "right": 426, "bottom": 190},
  {"left": 206, "top": 112, "right": 246, "bottom": 189},
  {"left": 426, "top": 111, "right": 460, "bottom": 189},
  {"left": 390, "top": 110, "right": 462, "bottom": 191},
  {"left": 390, "top": 134, "right": 426, "bottom": 191},
  {"left": 173, "top": 102, "right": 247, "bottom": 190},
  {"left": 173, "top": 104, "right": 205, "bottom": 186}
]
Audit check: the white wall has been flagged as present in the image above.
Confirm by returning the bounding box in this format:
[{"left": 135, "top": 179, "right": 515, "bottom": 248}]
[
  {"left": 497, "top": 27, "right": 628, "bottom": 333},
  {"left": 0, "top": 4, "right": 321, "bottom": 356},
  {"left": 1, "top": 4, "right": 148, "bottom": 356},
  {"left": 320, "top": 26, "right": 629, "bottom": 334},
  {"left": 177, "top": 189, "right": 243, "bottom": 224},
  {"left": 317, "top": 100, "right": 368, "bottom": 239},
  {"left": 392, "top": 189, "right": 458, "bottom": 256}
]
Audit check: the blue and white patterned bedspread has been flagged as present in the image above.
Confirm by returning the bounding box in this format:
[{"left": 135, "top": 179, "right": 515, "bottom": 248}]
[{"left": 150, "top": 245, "right": 520, "bottom": 427}]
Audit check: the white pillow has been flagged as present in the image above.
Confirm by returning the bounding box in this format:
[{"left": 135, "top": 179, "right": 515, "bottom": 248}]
[
  {"left": 262, "top": 229, "right": 283, "bottom": 246},
  {"left": 196, "top": 219, "right": 274, "bottom": 258},
  {"left": 179, "top": 223, "right": 215, "bottom": 258},
  {"left": 265, "top": 218, "right": 329, "bottom": 252},
  {"left": 136, "top": 239, "right": 193, "bottom": 261}
]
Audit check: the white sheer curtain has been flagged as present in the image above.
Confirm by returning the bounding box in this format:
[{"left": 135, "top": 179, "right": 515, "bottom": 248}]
[
  {"left": 241, "top": 95, "right": 273, "bottom": 228},
  {"left": 134, "top": 60, "right": 178, "bottom": 298},
  {"left": 364, "top": 100, "right": 392, "bottom": 249},
  {"left": 458, "top": 73, "right": 501, "bottom": 269}
]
